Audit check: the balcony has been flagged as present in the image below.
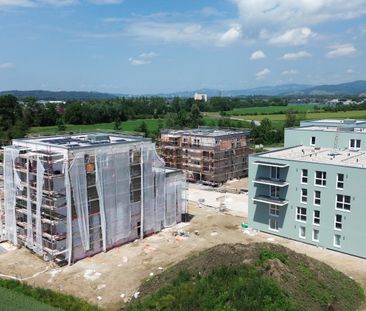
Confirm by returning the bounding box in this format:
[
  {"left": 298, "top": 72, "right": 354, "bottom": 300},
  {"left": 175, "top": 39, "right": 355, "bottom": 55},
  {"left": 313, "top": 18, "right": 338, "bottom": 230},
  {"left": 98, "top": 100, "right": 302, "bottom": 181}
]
[
  {"left": 252, "top": 195, "right": 288, "bottom": 206},
  {"left": 254, "top": 161, "right": 289, "bottom": 168},
  {"left": 253, "top": 177, "right": 289, "bottom": 187}
]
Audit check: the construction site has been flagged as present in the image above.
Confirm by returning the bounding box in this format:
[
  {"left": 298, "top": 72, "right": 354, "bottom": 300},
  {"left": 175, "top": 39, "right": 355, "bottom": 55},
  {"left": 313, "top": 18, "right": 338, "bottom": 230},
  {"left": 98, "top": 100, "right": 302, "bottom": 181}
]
[
  {"left": 0, "top": 133, "right": 186, "bottom": 265},
  {"left": 160, "top": 128, "right": 253, "bottom": 186}
]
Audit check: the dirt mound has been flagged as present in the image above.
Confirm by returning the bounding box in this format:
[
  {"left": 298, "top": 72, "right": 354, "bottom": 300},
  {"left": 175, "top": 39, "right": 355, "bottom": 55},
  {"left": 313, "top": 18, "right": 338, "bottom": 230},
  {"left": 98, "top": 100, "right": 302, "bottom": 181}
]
[{"left": 133, "top": 243, "right": 365, "bottom": 311}]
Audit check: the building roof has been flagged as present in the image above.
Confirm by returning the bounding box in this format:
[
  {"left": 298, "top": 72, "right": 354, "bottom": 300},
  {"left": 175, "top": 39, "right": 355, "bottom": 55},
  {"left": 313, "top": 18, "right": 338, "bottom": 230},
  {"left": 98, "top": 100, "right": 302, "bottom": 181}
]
[
  {"left": 257, "top": 145, "right": 366, "bottom": 169},
  {"left": 161, "top": 128, "right": 250, "bottom": 138},
  {"left": 10, "top": 133, "right": 148, "bottom": 149}
]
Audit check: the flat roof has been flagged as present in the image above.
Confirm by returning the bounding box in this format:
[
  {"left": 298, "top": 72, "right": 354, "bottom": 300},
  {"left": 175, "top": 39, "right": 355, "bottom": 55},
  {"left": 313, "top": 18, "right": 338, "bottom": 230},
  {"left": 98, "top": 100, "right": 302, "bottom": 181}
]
[
  {"left": 291, "top": 126, "right": 366, "bottom": 133},
  {"left": 161, "top": 128, "right": 250, "bottom": 138},
  {"left": 258, "top": 145, "right": 366, "bottom": 168},
  {"left": 292, "top": 119, "right": 366, "bottom": 133},
  {"left": 11, "top": 133, "right": 147, "bottom": 149}
]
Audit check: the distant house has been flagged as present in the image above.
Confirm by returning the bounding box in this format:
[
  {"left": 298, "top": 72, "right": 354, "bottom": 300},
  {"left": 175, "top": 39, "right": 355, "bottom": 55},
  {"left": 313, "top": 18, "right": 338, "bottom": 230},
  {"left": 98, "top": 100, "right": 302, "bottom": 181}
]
[
  {"left": 37, "top": 100, "right": 66, "bottom": 105},
  {"left": 194, "top": 93, "right": 208, "bottom": 102}
]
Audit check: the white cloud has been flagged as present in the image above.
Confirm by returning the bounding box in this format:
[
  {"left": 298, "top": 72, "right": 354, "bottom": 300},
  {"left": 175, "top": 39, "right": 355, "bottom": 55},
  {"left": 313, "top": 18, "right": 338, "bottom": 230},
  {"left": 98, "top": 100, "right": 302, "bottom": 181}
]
[
  {"left": 139, "top": 52, "right": 158, "bottom": 59},
  {"left": 218, "top": 25, "right": 241, "bottom": 46},
  {"left": 128, "top": 58, "right": 150, "bottom": 66},
  {"left": 269, "top": 27, "right": 315, "bottom": 46},
  {"left": 0, "top": 0, "right": 34, "bottom": 7},
  {"left": 0, "top": 62, "right": 14, "bottom": 69},
  {"left": 326, "top": 44, "right": 357, "bottom": 58},
  {"left": 256, "top": 68, "right": 270, "bottom": 80},
  {"left": 233, "top": 0, "right": 366, "bottom": 31},
  {"left": 346, "top": 68, "right": 354, "bottom": 74},
  {"left": 0, "top": 0, "right": 122, "bottom": 7},
  {"left": 282, "top": 51, "right": 311, "bottom": 60},
  {"left": 282, "top": 69, "right": 298, "bottom": 75},
  {"left": 250, "top": 50, "right": 266, "bottom": 60},
  {"left": 89, "top": 0, "right": 123, "bottom": 4},
  {"left": 126, "top": 21, "right": 241, "bottom": 47},
  {"left": 128, "top": 51, "right": 158, "bottom": 66},
  {"left": 200, "top": 6, "right": 222, "bottom": 17}
]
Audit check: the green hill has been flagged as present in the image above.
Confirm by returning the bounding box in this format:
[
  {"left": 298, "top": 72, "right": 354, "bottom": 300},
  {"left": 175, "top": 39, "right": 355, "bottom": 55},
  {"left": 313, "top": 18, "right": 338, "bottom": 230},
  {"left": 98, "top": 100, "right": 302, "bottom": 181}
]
[{"left": 126, "top": 243, "right": 365, "bottom": 311}]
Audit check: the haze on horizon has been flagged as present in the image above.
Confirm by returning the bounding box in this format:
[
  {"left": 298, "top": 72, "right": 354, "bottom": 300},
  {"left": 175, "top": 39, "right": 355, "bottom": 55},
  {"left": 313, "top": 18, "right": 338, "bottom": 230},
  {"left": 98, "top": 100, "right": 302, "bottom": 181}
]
[{"left": 0, "top": 0, "right": 366, "bottom": 95}]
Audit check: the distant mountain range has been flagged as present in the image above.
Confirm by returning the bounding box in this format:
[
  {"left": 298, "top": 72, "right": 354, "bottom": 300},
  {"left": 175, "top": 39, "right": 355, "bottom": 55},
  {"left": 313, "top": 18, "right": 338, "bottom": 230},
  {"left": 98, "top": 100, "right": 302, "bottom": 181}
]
[
  {"left": 1, "top": 80, "right": 366, "bottom": 100},
  {"left": 0, "top": 90, "right": 118, "bottom": 101}
]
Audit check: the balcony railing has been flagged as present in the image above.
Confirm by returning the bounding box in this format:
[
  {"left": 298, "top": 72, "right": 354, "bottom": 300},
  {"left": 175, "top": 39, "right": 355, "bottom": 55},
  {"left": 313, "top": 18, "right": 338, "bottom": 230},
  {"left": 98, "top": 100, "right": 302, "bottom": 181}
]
[
  {"left": 252, "top": 195, "right": 288, "bottom": 206},
  {"left": 253, "top": 177, "right": 289, "bottom": 187},
  {"left": 254, "top": 161, "right": 289, "bottom": 168}
]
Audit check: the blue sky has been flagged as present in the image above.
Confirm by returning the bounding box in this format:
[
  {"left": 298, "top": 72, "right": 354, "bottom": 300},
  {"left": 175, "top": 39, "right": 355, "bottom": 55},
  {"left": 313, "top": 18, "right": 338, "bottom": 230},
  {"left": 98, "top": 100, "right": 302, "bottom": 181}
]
[{"left": 0, "top": 0, "right": 366, "bottom": 94}]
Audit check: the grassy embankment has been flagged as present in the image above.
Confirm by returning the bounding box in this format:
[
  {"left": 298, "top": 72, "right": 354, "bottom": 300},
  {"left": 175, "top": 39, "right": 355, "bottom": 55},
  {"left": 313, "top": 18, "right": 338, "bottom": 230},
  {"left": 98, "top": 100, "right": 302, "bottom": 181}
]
[
  {"left": 0, "top": 278, "right": 100, "bottom": 311},
  {"left": 126, "top": 243, "right": 365, "bottom": 311}
]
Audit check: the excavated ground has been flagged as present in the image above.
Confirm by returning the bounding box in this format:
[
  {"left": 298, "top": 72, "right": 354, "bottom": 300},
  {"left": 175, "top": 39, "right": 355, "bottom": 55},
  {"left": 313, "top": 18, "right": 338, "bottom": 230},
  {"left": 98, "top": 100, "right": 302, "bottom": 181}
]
[{"left": 0, "top": 203, "right": 366, "bottom": 310}]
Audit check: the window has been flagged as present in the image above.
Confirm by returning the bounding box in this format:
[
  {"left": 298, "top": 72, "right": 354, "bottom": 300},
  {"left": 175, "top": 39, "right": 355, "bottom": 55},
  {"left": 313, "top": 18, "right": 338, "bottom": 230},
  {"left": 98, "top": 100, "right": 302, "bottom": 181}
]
[
  {"left": 349, "top": 139, "right": 361, "bottom": 150},
  {"left": 313, "top": 210, "right": 320, "bottom": 225},
  {"left": 336, "top": 194, "right": 351, "bottom": 211},
  {"left": 270, "top": 186, "right": 279, "bottom": 198},
  {"left": 314, "top": 190, "right": 321, "bottom": 206},
  {"left": 301, "top": 189, "right": 308, "bottom": 203},
  {"left": 299, "top": 226, "right": 306, "bottom": 239},
  {"left": 315, "top": 171, "right": 326, "bottom": 186},
  {"left": 311, "top": 136, "right": 316, "bottom": 146},
  {"left": 301, "top": 169, "right": 308, "bottom": 184},
  {"left": 312, "top": 229, "right": 319, "bottom": 242},
  {"left": 269, "top": 205, "right": 279, "bottom": 217},
  {"left": 269, "top": 218, "right": 278, "bottom": 231},
  {"left": 335, "top": 214, "right": 342, "bottom": 230},
  {"left": 271, "top": 166, "right": 280, "bottom": 180},
  {"left": 334, "top": 234, "right": 341, "bottom": 247},
  {"left": 336, "top": 173, "right": 344, "bottom": 189},
  {"left": 296, "top": 207, "right": 307, "bottom": 222}
]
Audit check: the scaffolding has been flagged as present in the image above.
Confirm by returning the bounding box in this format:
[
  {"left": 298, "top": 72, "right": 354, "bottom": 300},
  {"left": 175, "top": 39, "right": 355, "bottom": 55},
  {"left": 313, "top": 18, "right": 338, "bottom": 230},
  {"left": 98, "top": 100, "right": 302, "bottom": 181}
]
[
  {"left": 160, "top": 128, "right": 253, "bottom": 185},
  {"left": 2, "top": 134, "right": 186, "bottom": 265}
]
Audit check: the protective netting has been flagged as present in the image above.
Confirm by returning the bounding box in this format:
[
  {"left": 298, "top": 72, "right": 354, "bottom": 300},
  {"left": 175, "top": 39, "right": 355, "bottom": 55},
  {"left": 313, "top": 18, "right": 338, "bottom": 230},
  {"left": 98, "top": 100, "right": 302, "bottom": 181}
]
[
  {"left": 143, "top": 144, "right": 156, "bottom": 233},
  {"left": 95, "top": 148, "right": 131, "bottom": 250},
  {"left": 4, "top": 148, "right": 21, "bottom": 245},
  {"left": 69, "top": 153, "right": 90, "bottom": 252},
  {"left": 26, "top": 156, "right": 33, "bottom": 247},
  {"left": 154, "top": 169, "right": 166, "bottom": 232},
  {"left": 3, "top": 139, "right": 185, "bottom": 264},
  {"left": 64, "top": 157, "right": 73, "bottom": 265},
  {"left": 34, "top": 156, "right": 45, "bottom": 255}
]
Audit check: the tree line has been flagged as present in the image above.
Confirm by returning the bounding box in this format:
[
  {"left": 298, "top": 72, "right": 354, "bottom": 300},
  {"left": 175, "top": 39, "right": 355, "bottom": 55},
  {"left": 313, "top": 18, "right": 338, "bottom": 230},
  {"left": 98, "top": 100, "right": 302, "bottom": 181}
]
[{"left": 0, "top": 94, "right": 290, "bottom": 146}]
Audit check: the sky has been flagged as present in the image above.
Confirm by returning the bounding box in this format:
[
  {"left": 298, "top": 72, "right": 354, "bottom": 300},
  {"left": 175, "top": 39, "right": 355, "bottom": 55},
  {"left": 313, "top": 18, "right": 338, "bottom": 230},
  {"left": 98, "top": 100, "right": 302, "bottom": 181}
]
[{"left": 0, "top": 0, "right": 366, "bottom": 94}]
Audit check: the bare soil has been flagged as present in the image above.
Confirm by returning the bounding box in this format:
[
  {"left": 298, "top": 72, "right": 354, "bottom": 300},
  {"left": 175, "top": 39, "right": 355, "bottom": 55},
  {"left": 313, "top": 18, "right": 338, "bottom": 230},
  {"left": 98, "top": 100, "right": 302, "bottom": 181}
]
[{"left": 0, "top": 203, "right": 366, "bottom": 310}]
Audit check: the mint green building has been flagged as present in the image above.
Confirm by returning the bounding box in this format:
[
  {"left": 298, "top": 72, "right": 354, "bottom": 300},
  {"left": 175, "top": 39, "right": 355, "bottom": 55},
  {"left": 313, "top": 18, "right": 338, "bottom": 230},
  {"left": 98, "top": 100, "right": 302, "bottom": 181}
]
[{"left": 249, "top": 119, "right": 366, "bottom": 258}]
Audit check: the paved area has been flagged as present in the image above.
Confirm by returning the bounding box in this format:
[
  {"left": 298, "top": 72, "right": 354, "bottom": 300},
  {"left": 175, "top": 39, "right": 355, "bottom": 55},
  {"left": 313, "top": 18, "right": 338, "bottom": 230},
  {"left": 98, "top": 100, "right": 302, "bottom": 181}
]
[{"left": 188, "top": 183, "right": 248, "bottom": 217}]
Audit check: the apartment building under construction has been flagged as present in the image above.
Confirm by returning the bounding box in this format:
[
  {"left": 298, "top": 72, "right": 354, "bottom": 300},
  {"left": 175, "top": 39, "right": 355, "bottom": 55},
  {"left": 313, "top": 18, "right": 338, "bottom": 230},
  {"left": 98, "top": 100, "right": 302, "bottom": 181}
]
[
  {"left": 160, "top": 128, "right": 252, "bottom": 185},
  {"left": 2, "top": 133, "right": 186, "bottom": 265}
]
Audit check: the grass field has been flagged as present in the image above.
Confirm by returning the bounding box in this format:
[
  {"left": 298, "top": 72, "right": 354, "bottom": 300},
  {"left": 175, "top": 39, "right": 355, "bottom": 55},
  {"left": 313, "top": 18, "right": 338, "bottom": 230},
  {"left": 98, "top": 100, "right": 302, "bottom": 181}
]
[
  {"left": 228, "top": 105, "right": 316, "bottom": 115},
  {"left": 219, "top": 110, "right": 366, "bottom": 122},
  {"left": 0, "top": 279, "right": 99, "bottom": 311},
  {"left": 0, "top": 287, "right": 60, "bottom": 311},
  {"left": 30, "top": 119, "right": 162, "bottom": 135}
]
